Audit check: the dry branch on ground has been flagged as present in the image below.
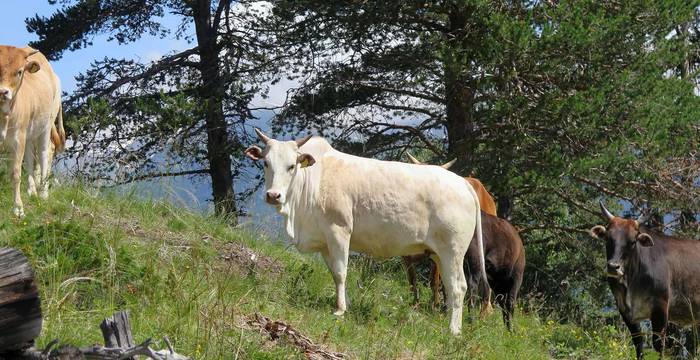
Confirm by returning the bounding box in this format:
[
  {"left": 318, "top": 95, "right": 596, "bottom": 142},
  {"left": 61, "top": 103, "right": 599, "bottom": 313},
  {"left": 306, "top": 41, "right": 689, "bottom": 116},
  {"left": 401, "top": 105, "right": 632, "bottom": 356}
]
[{"left": 246, "top": 313, "right": 346, "bottom": 360}]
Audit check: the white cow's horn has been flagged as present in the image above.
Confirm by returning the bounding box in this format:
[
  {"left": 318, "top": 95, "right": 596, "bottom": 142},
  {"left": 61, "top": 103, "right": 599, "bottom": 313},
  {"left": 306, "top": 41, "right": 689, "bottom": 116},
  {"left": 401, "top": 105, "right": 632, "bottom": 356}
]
[
  {"left": 296, "top": 135, "right": 312, "bottom": 147},
  {"left": 254, "top": 128, "right": 271, "bottom": 144},
  {"left": 406, "top": 152, "right": 422, "bottom": 165},
  {"left": 442, "top": 158, "right": 457, "bottom": 170}
]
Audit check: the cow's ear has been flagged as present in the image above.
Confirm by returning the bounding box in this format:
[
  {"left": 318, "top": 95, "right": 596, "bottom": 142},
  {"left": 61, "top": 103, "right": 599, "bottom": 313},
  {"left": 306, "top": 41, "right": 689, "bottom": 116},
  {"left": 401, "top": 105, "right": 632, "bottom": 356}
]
[
  {"left": 244, "top": 145, "right": 263, "bottom": 161},
  {"left": 25, "top": 61, "right": 40, "bottom": 74},
  {"left": 590, "top": 225, "right": 606, "bottom": 239},
  {"left": 297, "top": 153, "right": 315, "bottom": 168},
  {"left": 636, "top": 233, "right": 654, "bottom": 247}
]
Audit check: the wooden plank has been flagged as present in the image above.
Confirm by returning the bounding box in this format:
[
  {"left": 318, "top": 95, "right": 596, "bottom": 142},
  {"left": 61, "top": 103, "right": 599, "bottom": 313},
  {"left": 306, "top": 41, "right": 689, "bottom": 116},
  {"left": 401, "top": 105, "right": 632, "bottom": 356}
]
[{"left": 0, "top": 247, "right": 42, "bottom": 352}]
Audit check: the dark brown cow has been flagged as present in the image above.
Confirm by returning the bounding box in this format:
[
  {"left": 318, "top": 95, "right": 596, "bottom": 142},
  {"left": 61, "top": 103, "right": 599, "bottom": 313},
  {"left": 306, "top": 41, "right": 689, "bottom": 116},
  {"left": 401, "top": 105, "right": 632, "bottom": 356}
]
[
  {"left": 465, "top": 212, "right": 525, "bottom": 330},
  {"left": 591, "top": 201, "right": 700, "bottom": 359}
]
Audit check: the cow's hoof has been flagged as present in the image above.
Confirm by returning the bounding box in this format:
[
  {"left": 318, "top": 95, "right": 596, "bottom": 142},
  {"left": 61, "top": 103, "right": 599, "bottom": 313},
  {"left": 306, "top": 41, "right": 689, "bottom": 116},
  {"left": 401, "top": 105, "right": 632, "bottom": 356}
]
[
  {"left": 27, "top": 187, "right": 37, "bottom": 197},
  {"left": 480, "top": 303, "right": 494, "bottom": 317},
  {"left": 332, "top": 309, "right": 345, "bottom": 316},
  {"left": 13, "top": 207, "right": 24, "bottom": 218}
]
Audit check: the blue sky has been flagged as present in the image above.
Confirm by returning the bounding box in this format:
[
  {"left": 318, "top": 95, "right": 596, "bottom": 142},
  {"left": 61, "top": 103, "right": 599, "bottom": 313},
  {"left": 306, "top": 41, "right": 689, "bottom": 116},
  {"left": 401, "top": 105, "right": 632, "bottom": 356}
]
[
  {"left": 0, "top": 2, "right": 291, "bottom": 225},
  {"left": 0, "top": 1, "right": 190, "bottom": 92}
]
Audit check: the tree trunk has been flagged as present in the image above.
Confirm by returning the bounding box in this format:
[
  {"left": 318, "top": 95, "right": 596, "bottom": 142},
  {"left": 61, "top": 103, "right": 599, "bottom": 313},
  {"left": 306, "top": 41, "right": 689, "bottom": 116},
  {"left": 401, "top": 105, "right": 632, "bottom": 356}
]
[
  {"left": 0, "top": 248, "right": 42, "bottom": 353},
  {"left": 442, "top": 9, "right": 476, "bottom": 175},
  {"left": 193, "top": 0, "right": 236, "bottom": 217}
]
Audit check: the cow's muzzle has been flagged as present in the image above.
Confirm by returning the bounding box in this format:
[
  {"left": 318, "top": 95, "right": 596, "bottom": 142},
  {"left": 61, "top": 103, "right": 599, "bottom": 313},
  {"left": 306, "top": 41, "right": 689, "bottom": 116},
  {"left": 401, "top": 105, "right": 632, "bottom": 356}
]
[
  {"left": 265, "top": 190, "right": 282, "bottom": 205},
  {"left": 606, "top": 262, "right": 624, "bottom": 278},
  {"left": 0, "top": 88, "right": 11, "bottom": 101}
]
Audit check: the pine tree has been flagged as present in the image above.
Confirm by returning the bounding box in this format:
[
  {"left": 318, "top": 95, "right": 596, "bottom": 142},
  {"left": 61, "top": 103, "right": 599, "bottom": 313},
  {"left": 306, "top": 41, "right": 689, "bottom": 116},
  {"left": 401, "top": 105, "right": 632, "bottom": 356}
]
[
  {"left": 271, "top": 0, "right": 700, "bottom": 320},
  {"left": 27, "top": 0, "right": 283, "bottom": 216}
]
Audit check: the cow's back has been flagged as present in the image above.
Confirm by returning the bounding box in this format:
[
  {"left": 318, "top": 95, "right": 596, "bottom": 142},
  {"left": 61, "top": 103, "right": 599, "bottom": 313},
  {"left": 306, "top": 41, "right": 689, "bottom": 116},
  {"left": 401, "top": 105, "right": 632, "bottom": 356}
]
[
  {"left": 465, "top": 178, "right": 497, "bottom": 216},
  {"left": 316, "top": 152, "right": 478, "bottom": 258},
  {"left": 660, "top": 237, "right": 700, "bottom": 325}
]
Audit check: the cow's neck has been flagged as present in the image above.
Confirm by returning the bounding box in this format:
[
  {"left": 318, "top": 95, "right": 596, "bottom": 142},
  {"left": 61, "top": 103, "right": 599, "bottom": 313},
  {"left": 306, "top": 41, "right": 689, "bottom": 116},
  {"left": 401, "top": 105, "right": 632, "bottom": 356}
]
[
  {"left": 616, "top": 245, "right": 654, "bottom": 302},
  {"left": 280, "top": 163, "right": 321, "bottom": 243}
]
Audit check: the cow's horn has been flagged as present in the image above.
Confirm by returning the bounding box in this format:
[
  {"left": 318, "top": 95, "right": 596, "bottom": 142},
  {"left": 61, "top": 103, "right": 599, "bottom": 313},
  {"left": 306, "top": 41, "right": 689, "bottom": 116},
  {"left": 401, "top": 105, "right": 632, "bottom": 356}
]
[
  {"left": 254, "top": 128, "right": 271, "bottom": 144},
  {"left": 442, "top": 158, "right": 457, "bottom": 170},
  {"left": 25, "top": 48, "right": 39, "bottom": 58},
  {"left": 599, "top": 200, "right": 614, "bottom": 221},
  {"left": 296, "top": 134, "right": 312, "bottom": 148},
  {"left": 406, "top": 152, "right": 422, "bottom": 165},
  {"left": 636, "top": 211, "right": 649, "bottom": 226}
]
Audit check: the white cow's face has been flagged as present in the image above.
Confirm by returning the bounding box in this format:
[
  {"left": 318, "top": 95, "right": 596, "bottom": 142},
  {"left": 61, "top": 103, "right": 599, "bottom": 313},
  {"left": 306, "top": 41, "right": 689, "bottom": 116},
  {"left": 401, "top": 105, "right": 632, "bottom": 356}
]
[{"left": 245, "top": 129, "right": 315, "bottom": 206}]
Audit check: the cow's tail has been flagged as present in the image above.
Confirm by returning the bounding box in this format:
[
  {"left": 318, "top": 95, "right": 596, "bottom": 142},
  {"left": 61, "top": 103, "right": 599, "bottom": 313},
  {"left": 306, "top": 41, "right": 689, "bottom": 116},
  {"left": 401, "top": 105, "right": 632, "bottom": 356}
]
[
  {"left": 465, "top": 182, "right": 492, "bottom": 316},
  {"left": 51, "top": 103, "right": 66, "bottom": 153}
]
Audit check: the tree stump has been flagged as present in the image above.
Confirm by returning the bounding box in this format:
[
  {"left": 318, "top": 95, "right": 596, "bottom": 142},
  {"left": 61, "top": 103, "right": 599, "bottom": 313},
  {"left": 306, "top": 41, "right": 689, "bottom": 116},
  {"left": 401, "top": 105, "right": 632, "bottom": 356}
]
[{"left": 0, "top": 247, "right": 42, "bottom": 352}]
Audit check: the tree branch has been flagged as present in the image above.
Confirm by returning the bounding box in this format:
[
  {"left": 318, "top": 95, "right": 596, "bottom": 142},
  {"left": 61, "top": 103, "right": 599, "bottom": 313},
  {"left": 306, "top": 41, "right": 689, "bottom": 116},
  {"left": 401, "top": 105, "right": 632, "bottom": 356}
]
[{"left": 99, "top": 47, "right": 200, "bottom": 97}]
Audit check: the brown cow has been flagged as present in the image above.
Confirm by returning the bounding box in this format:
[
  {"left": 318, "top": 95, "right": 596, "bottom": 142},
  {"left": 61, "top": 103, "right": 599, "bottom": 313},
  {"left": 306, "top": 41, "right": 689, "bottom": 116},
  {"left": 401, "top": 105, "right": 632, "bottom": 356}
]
[
  {"left": 591, "top": 201, "right": 700, "bottom": 359},
  {"left": 402, "top": 154, "right": 495, "bottom": 314},
  {"left": 0, "top": 46, "right": 65, "bottom": 217},
  {"left": 465, "top": 212, "right": 525, "bottom": 330}
]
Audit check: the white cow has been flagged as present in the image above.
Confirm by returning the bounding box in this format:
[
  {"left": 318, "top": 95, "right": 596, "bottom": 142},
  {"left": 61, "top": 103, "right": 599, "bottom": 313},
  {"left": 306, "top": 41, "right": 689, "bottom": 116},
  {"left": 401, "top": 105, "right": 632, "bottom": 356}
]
[{"left": 245, "top": 129, "right": 488, "bottom": 335}]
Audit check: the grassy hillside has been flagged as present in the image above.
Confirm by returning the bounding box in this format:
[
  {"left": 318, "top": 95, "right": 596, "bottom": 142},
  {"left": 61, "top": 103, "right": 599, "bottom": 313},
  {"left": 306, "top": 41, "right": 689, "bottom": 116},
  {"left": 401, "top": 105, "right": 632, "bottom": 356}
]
[{"left": 0, "top": 183, "right": 637, "bottom": 359}]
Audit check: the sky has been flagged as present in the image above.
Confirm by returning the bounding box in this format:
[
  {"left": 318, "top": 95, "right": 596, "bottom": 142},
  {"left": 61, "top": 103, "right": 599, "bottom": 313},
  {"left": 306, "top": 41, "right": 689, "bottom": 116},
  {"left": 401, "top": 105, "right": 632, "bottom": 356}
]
[
  {"left": 0, "top": 1, "right": 286, "bottom": 227},
  {"left": 0, "top": 1, "right": 190, "bottom": 93}
]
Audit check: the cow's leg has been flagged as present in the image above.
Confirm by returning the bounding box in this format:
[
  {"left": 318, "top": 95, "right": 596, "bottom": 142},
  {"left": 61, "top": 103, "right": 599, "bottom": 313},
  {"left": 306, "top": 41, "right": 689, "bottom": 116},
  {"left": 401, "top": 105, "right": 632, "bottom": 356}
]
[
  {"left": 321, "top": 226, "right": 351, "bottom": 316},
  {"left": 619, "top": 312, "right": 644, "bottom": 359},
  {"left": 651, "top": 304, "right": 669, "bottom": 358},
  {"left": 493, "top": 288, "right": 511, "bottom": 330},
  {"left": 464, "top": 256, "right": 478, "bottom": 311},
  {"left": 24, "top": 141, "right": 37, "bottom": 197},
  {"left": 402, "top": 256, "right": 419, "bottom": 304},
  {"left": 504, "top": 275, "right": 522, "bottom": 331},
  {"left": 11, "top": 134, "right": 27, "bottom": 217},
  {"left": 37, "top": 126, "right": 51, "bottom": 199},
  {"left": 430, "top": 260, "right": 443, "bottom": 308},
  {"left": 687, "top": 325, "right": 699, "bottom": 358},
  {"left": 435, "top": 249, "right": 468, "bottom": 335}
]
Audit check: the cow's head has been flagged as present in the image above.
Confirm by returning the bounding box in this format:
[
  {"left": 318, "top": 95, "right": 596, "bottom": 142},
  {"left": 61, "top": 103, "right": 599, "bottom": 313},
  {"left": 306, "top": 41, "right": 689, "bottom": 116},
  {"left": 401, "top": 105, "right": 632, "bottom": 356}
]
[
  {"left": 0, "top": 46, "right": 41, "bottom": 114},
  {"left": 406, "top": 152, "right": 457, "bottom": 169},
  {"left": 590, "top": 201, "right": 654, "bottom": 279},
  {"left": 244, "top": 128, "right": 314, "bottom": 206}
]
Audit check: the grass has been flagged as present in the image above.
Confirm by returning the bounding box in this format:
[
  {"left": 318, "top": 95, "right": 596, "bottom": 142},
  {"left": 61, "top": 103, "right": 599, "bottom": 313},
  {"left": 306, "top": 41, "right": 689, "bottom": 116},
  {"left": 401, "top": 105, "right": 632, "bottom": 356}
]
[{"left": 0, "top": 181, "right": 641, "bottom": 359}]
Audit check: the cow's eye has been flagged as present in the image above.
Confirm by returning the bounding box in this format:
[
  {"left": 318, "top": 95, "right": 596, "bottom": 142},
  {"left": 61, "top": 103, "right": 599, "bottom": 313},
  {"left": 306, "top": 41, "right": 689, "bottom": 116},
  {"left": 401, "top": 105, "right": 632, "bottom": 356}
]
[
  {"left": 16, "top": 70, "right": 22, "bottom": 77},
  {"left": 288, "top": 165, "right": 295, "bottom": 172}
]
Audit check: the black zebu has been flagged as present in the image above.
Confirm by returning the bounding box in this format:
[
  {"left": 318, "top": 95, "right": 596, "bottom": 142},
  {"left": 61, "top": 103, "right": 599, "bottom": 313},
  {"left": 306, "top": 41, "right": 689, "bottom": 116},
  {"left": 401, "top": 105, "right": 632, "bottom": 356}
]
[{"left": 591, "top": 201, "right": 700, "bottom": 359}]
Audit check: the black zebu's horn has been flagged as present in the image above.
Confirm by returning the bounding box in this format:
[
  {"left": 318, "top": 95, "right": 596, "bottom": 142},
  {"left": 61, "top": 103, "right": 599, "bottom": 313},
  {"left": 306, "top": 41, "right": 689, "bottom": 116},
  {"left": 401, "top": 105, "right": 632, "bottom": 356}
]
[
  {"left": 599, "top": 200, "right": 614, "bottom": 221},
  {"left": 254, "top": 128, "right": 271, "bottom": 144},
  {"left": 636, "top": 211, "right": 649, "bottom": 226}
]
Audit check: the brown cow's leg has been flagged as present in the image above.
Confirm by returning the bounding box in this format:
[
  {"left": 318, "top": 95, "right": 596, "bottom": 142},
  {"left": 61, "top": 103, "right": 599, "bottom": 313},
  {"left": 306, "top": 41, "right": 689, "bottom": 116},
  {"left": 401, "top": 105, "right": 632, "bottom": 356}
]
[
  {"left": 688, "top": 325, "right": 699, "bottom": 358},
  {"left": 505, "top": 268, "right": 524, "bottom": 331},
  {"left": 622, "top": 317, "right": 644, "bottom": 360},
  {"left": 430, "top": 260, "right": 442, "bottom": 308},
  {"left": 651, "top": 305, "right": 669, "bottom": 358},
  {"left": 402, "top": 256, "right": 419, "bottom": 304}
]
